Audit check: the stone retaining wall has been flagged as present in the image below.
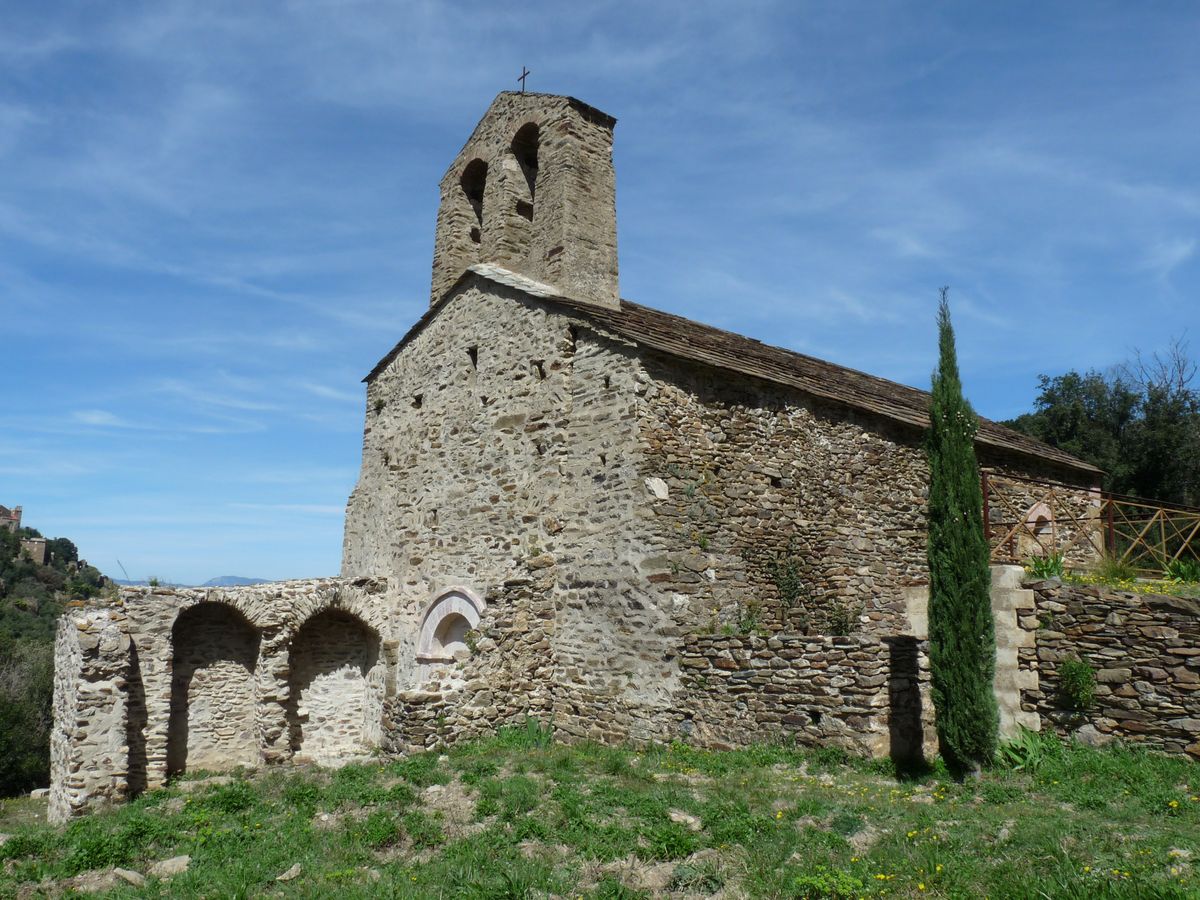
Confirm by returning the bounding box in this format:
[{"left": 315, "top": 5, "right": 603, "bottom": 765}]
[
  {"left": 672, "top": 633, "right": 933, "bottom": 758},
  {"left": 1023, "top": 581, "right": 1200, "bottom": 758}
]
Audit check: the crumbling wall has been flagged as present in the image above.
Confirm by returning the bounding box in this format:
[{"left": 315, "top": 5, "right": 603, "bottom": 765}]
[
  {"left": 49, "top": 610, "right": 132, "bottom": 822},
  {"left": 50, "top": 576, "right": 390, "bottom": 821},
  {"left": 1023, "top": 580, "right": 1200, "bottom": 758}
]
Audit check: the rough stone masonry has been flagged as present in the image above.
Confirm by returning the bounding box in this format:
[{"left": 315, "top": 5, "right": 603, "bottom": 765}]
[{"left": 54, "top": 91, "right": 1159, "bottom": 822}]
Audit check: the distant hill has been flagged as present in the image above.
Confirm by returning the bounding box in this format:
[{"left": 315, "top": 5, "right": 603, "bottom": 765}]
[
  {"left": 201, "top": 576, "right": 267, "bottom": 587},
  {"left": 111, "top": 576, "right": 268, "bottom": 588}
]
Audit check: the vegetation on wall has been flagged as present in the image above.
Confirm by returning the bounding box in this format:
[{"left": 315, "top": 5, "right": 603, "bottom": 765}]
[
  {"left": 0, "top": 525, "right": 107, "bottom": 797},
  {"left": 925, "top": 289, "right": 998, "bottom": 777}
]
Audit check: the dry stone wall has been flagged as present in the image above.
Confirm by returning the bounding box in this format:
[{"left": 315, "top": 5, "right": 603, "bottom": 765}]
[
  {"left": 674, "top": 633, "right": 929, "bottom": 757},
  {"left": 1022, "top": 580, "right": 1200, "bottom": 758}
]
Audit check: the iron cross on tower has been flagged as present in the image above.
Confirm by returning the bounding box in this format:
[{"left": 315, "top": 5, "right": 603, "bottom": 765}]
[{"left": 518, "top": 66, "right": 530, "bottom": 92}]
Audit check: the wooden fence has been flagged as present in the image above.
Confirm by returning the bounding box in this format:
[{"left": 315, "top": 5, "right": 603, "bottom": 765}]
[{"left": 982, "top": 471, "right": 1200, "bottom": 575}]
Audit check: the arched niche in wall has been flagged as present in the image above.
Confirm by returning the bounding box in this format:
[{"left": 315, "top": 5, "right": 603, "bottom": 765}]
[
  {"left": 417, "top": 587, "right": 485, "bottom": 678},
  {"left": 166, "top": 602, "right": 261, "bottom": 776},
  {"left": 286, "top": 609, "right": 384, "bottom": 765},
  {"left": 1021, "top": 501, "right": 1057, "bottom": 555}
]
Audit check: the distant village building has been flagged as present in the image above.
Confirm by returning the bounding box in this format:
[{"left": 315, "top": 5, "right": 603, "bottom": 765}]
[
  {"left": 0, "top": 504, "right": 21, "bottom": 534},
  {"left": 20, "top": 537, "right": 48, "bottom": 567},
  {"left": 51, "top": 92, "right": 1112, "bottom": 822}
]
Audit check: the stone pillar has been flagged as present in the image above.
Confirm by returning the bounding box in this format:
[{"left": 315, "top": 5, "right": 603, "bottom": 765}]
[
  {"left": 49, "top": 610, "right": 132, "bottom": 823},
  {"left": 257, "top": 625, "right": 294, "bottom": 764},
  {"left": 991, "top": 564, "right": 1041, "bottom": 737}
]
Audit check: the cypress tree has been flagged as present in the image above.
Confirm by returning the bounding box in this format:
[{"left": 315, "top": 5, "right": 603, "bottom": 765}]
[{"left": 926, "top": 287, "right": 997, "bottom": 776}]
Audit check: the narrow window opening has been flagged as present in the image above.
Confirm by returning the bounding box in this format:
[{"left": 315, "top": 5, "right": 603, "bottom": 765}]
[
  {"left": 511, "top": 123, "right": 539, "bottom": 205},
  {"left": 603, "top": 375, "right": 611, "bottom": 390},
  {"left": 460, "top": 159, "right": 487, "bottom": 235},
  {"left": 599, "top": 453, "right": 607, "bottom": 466},
  {"left": 532, "top": 359, "right": 545, "bottom": 380},
  {"left": 468, "top": 346, "right": 478, "bottom": 369},
  {"left": 412, "top": 394, "right": 423, "bottom": 409},
  {"left": 808, "top": 710, "right": 822, "bottom": 726}
]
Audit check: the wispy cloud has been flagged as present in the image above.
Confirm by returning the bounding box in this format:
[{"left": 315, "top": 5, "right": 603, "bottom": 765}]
[{"left": 2, "top": 1, "right": 1197, "bottom": 582}]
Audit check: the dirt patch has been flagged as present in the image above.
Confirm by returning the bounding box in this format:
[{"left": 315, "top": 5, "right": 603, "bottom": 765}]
[{"left": 420, "top": 779, "right": 483, "bottom": 839}]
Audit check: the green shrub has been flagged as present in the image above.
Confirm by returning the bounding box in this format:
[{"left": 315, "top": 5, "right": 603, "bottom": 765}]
[
  {"left": 1166, "top": 557, "right": 1200, "bottom": 583},
  {"left": 351, "top": 809, "right": 401, "bottom": 848},
  {"left": 402, "top": 809, "right": 445, "bottom": 848},
  {"left": 1025, "top": 553, "right": 1065, "bottom": 579},
  {"left": 787, "top": 866, "right": 866, "bottom": 899},
  {"left": 1057, "top": 657, "right": 1097, "bottom": 711},
  {"left": 1094, "top": 553, "right": 1136, "bottom": 583}
]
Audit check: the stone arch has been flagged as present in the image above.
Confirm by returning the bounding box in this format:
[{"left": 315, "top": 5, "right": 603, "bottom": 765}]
[
  {"left": 1023, "top": 501, "right": 1056, "bottom": 554},
  {"left": 417, "top": 587, "right": 485, "bottom": 681},
  {"left": 166, "top": 602, "right": 261, "bottom": 776},
  {"left": 287, "top": 609, "right": 383, "bottom": 765},
  {"left": 461, "top": 158, "right": 488, "bottom": 244}
]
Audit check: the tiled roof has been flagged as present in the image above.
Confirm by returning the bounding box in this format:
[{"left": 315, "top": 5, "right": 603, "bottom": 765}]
[{"left": 366, "top": 266, "right": 1101, "bottom": 477}]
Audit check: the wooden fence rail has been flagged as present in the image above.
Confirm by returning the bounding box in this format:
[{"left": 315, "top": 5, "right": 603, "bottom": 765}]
[{"left": 981, "top": 471, "right": 1200, "bottom": 575}]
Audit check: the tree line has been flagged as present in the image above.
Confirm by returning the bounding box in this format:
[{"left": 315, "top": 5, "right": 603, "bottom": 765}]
[{"left": 1003, "top": 340, "right": 1200, "bottom": 506}]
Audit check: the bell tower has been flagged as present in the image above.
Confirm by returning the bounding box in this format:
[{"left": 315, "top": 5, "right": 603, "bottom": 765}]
[{"left": 429, "top": 92, "right": 619, "bottom": 309}]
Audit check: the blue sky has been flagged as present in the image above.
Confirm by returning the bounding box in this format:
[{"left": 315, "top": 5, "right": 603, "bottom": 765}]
[{"left": 2, "top": 1, "right": 1197, "bottom": 584}]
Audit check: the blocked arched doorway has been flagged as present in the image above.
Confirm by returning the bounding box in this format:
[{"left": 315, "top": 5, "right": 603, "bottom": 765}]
[
  {"left": 287, "top": 610, "right": 383, "bottom": 765},
  {"left": 166, "top": 603, "right": 261, "bottom": 775}
]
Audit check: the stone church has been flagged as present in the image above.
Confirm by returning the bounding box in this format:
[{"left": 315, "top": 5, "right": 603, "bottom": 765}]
[{"left": 50, "top": 92, "right": 1101, "bottom": 821}]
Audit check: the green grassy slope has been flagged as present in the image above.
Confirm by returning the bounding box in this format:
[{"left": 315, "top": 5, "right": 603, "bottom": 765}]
[{"left": 2, "top": 724, "right": 1198, "bottom": 898}]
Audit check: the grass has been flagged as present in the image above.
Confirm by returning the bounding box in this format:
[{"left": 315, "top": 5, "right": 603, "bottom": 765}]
[{"left": 1, "top": 724, "right": 1198, "bottom": 898}]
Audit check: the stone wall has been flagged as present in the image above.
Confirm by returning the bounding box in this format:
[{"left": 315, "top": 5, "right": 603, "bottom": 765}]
[
  {"left": 1022, "top": 580, "right": 1200, "bottom": 758},
  {"left": 385, "top": 561, "right": 557, "bottom": 752},
  {"left": 49, "top": 609, "right": 132, "bottom": 822},
  {"left": 673, "top": 633, "right": 930, "bottom": 758},
  {"left": 632, "top": 350, "right": 1099, "bottom": 645},
  {"left": 983, "top": 470, "right": 1104, "bottom": 568},
  {"left": 166, "top": 603, "right": 260, "bottom": 774},
  {"left": 343, "top": 280, "right": 679, "bottom": 743},
  {"left": 288, "top": 610, "right": 384, "bottom": 765}
]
